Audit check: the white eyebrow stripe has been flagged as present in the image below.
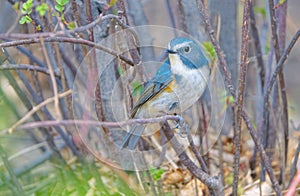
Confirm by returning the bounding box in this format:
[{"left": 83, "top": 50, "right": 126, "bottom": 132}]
[{"left": 172, "top": 41, "right": 192, "bottom": 50}]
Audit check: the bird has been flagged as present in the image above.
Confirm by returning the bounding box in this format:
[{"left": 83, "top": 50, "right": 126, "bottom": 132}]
[{"left": 120, "top": 37, "right": 210, "bottom": 150}]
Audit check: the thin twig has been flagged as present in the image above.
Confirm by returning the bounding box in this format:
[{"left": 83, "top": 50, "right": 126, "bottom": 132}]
[
  {"left": 289, "top": 138, "right": 300, "bottom": 186},
  {"left": 3, "top": 115, "right": 181, "bottom": 133},
  {"left": 70, "top": 0, "right": 82, "bottom": 27},
  {"left": 0, "top": 37, "right": 134, "bottom": 66},
  {"left": 250, "top": 3, "right": 265, "bottom": 89},
  {"left": 187, "top": 132, "right": 208, "bottom": 173},
  {"left": 195, "top": 0, "right": 234, "bottom": 95},
  {"left": 286, "top": 170, "right": 300, "bottom": 196},
  {"left": 8, "top": 90, "right": 72, "bottom": 133},
  {"left": 276, "top": 0, "right": 288, "bottom": 187},
  {"left": 2, "top": 48, "right": 81, "bottom": 158},
  {"left": 40, "top": 38, "right": 62, "bottom": 121},
  {"left": 162, "top": 121, "right": 223, "bottom": 195},
  {"left": 0, "top": 14, "right": 118, "bottom": 39},
  {"left": 264, "top": 29, "right": 300, "bottom": 128},
  {"left": 263, "top": 29, "right": 300, "bottom": 186},
  {"left": 0, "top": 63, "right": 60, "bottom": 77},
  {"left": 195, "top": 0, "right": 282, "bottom": 194},
  {"left": 85, "top": 0, "right": 94, "bottom": 42},
  {"left": 165, "top": 0, "right": 177, "bottom": 36},
  {"left": 233, "top": 0, "right": 251, "bottom": 194},
  {"left": 263, "top": 1, "right": 289, "bottom": 184}
]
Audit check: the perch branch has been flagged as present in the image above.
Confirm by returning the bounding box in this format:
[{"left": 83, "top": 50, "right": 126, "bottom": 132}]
[{"left": 2, "top": 115, "right": 181, "bottom": 133}]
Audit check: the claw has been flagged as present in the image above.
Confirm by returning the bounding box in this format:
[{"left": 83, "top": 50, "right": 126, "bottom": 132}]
[
  {"left": 173, "top": 114, "right": 189, "bottom": 138},
  {"left": 173, "top": 114, "right": 184, "bottom": 128}
]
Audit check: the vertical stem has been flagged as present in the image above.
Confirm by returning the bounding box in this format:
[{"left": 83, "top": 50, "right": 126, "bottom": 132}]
[
  {"left": 85, "top": 0, "right": 94, "bottom": 42},
  {"left": 264, "top": 0, "right": 289, "bottom": 184},
  {"left": 233, "top": 0, "right": 251, "bottom": 195},
  {"left": 250, "top": 3, "right": 265, "bottom": 89},
  {"left": 195, "top": 1, "right": 282, "bottom": 194},
  {"left": 276, "top": 1, "right": 289, "bottom": 187},
  {"left": 40, "top": 38, "right": 62, "bottom": 120}
]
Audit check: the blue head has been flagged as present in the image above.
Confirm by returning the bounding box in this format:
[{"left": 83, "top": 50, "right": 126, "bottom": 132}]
[{"left": 167, "top": 37, "right": 208, "bottom": 70}]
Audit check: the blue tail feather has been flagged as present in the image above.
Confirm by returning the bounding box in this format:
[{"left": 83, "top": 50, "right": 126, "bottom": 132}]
[{"left": 119, "top": 126, "right": 144, "bottom": 150}]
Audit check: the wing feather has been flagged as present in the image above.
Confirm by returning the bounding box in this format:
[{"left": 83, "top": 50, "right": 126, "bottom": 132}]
[{"left": 130, "top": 60, "right": 173, "bottom": 117}]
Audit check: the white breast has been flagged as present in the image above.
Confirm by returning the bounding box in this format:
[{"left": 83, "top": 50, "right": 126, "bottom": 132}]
[
  {"left": 169, "top": 54, "right": 210, "bottom": 111},
  {"left": 141, "top": 54, "right": 209, "bottom": 117}
]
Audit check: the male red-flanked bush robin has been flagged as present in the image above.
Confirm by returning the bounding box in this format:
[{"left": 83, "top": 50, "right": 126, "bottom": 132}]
[{"left": 120, "top": 37, "right": 210, "bottom": 150}]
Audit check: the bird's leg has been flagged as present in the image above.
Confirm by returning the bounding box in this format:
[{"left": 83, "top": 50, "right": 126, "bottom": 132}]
[
  {"left": 173, "top": 113, "right": 184, "bottom": 128},
  {"left": 173, "top": 114, "right": 190, "bottom": 138}
]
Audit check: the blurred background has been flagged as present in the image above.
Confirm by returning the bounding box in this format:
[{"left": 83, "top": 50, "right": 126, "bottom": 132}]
[{"left": 0, "top": 0, "right": 299, "bottom": 195}]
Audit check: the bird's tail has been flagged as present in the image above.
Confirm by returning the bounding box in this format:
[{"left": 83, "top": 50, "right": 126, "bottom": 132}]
[{"left": 119, "top": 125, "right": 144, "bottom": 150}]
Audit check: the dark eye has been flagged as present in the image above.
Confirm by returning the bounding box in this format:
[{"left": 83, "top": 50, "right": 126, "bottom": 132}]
[{"left": 184, "top": 46, "right": 190, "bottom": 53}]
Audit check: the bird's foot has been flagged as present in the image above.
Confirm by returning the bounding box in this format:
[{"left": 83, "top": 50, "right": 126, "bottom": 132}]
[{"left": 173, "top": 114, "right": 189, "bottom": 138}]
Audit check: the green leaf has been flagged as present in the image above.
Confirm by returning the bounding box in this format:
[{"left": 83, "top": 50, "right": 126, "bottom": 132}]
[
  {"left": 55, "top": 4, "right": 64, "bottom": 13},
  {"left": 22, "top": 0, "right": 33, "bottom": 14},
  {"left": 227, "top": 95, "right": 235, "bottom": 104},
  {"left": 67, "top": 21, "right": 75, "bottom": 29},
  {"left": 56, "top": 0, "right": 69, "bottom": 6},
  {"left": 19, "top": 16, "right": 27, "bottom": 24},
  {"left": 19, "top": 15, "right": 32, "bottom": 24},
  {"left": 13, "top": 2, "right": 19, "bottom": 11},
  {"left": 278, "top": 0, "right": 287, "bottom": 6},
  {"left": 36, "top": 25, "right": 41, "bottom": 31},
  {"left": 131, "top": 81, "right": 143, "bottom": 97},
  {"left": 25, "top": 15, "right": 32, "bottom": 23},
  {"left": 117, "top": 67, "right": 123, "bottom": 76},
  {"left": 202, "top": 41, "right": 216, "bottom": 62},
  {"left": 21, "top": 7, "right": 27, "bottom": 14},
  {"left": 265, "top": 44, "right": 270, "bottom": 54},
  {"left": 253, "top": 6, "right": 266, "bottom": 19},
  {"left": 36, "top": 3, "right": 49, "bottom": 17},
  {"left": 147, "top": 167, "right": 164, "bottom": 181},
  {"left": 108, "top": 0, "right": 118, "bottom": 7}
]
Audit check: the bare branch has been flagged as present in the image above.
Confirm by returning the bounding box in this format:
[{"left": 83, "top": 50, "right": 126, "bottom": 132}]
[
  {"left": 0, "top": 63, "right": 60, "bottom": 77},
  {"left": 250, "top": 3, "right": 265, "bottom": 89},
  {"left": 40, "top": 38, "right": 62, "bottom": 120},
  {"left": 0, "top": 37, "right": 134, "bottom": 66},
  {"left": 8, "top": 90, "right": 72, "bottom": 133},
  {"left": 233, "top": 0, "right": 251, "bottom": 194},
  {"left": 162, "top": 121, "right": 223, "bottom": 195},
  {"left": 2, "top": 115, "right": 181, "bottom": 133},
  {"left": 264, "top": 29, "right": 300, "bottom": 129},
  {"left": 0, "top": 14, "right": 118, "bottom": 39},
  {"left": 195, "top": 0, "right": 282, "bottom": 194}
]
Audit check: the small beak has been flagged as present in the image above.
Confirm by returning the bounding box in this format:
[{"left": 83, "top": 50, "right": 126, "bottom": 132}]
[{"left": 167, "top": 49, "right": 177, "bottom": 54}]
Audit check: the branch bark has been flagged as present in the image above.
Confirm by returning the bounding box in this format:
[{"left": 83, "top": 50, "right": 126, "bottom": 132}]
[{"left": 233, "top": 0, "right": 251, "bottom": 194}]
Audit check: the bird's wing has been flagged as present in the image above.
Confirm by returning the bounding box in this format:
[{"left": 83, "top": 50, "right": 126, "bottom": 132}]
[{"left": 130, "top": 60, "right": 173, "bottom": 117}]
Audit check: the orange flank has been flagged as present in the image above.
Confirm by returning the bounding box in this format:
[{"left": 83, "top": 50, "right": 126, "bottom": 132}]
[{"left": 165, "top": 80, "right": 175, "bottom": 92}]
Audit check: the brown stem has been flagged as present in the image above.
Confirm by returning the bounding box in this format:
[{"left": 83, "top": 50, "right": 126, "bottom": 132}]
[
  {"left": 162, "top": 121, "right": 223, "bottom": 195},
  {"left": 0, "top": 37, "right": 134, "bottom": 66},
  {"left": 6, "top": 115, "right": 182, "bottom": 132},
  {"left": 232, "top": 0, "right": 251, "bottom": 195},
  {"left": 195, "top": 0, "right": 282, "bottom": 194}
]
